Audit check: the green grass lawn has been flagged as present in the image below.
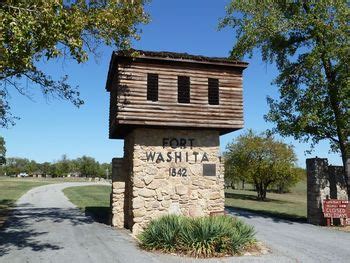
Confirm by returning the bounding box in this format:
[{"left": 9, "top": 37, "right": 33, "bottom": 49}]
[
  {"left": 63, "top": 185, "right": 111, "bottom": 224},
  {"left": 1, "top": 175, "right": 307, "bottom": 227},
  {"left": 0, "top": 176, "right": 91, "bottom": 227},
  {"left": 0, "top": 177, "right": 54, "bottom": 226},
  {"left": 225, "top": 181, "right": 307, "bottom": 221}
]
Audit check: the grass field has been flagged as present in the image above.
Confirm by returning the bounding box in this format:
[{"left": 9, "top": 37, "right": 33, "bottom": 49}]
[
  {"left": 63, "top": 185, "right": 111, "bottom": 224},
  {"left": 0, "top": 177, "right": 55, "bottom": 227},
  {"left": 1, "top": 175, "right": 307, "bottom": 227},
  {"left": 63, "top": 181, "right": 307, "bottom": 224},
  {"left": 225, "top": 181, "right": 307, "bottom": 221},
  {"left": 0, "top": 176, "right": 90, "bottom": 227}
]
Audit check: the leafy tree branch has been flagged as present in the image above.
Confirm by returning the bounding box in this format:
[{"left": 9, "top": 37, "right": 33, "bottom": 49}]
[{"left": 0, "top": 0, "right": 149, "bottom": 127}]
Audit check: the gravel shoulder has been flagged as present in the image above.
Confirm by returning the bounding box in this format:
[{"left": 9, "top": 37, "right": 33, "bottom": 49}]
[{"left": 0, "top": 183, "right": 349, "bottom": 263}]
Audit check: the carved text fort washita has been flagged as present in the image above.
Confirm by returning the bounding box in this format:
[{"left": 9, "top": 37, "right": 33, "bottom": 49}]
[{"left": 145, "top": 151, "right": 209, "bottom": 163}]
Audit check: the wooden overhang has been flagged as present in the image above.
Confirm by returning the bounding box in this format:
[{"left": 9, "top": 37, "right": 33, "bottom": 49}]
[{"left": 106, "top": 49, "right": 248, "bottom": 139}]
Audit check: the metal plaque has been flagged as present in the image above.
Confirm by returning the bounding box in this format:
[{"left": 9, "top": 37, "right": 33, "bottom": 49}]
[{"left": 203, "top": 164, "right": 216, "bottom": 177}]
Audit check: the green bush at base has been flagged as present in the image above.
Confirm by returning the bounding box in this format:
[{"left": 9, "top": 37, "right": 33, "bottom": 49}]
[{"left": 138, "top": 215, "right": 256, "bottom": 258}]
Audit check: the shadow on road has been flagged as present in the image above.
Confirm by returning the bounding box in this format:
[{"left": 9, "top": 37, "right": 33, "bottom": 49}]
[
  {"left": 85, "top": 206, "right": 110, "bottom": 225},
  {"left": 0, "top": 204, "right": 94, "bottom": 256},
  {"left": 225, "top": 206, "right": 307, "bottom": 224}
]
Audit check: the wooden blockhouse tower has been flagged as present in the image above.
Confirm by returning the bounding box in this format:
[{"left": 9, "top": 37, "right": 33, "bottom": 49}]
[
  {"left": 106, "top": 50, "right": 247, "bottom": 235},
  {"left": 105, "top": 50, "right": 247, "bottom": 138}
]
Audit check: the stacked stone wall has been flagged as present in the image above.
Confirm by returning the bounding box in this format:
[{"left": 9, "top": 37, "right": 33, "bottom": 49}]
[
  {"left": 307, "top": 158, "right": 348, "bottom": 225},
  {"left": 111, "top": 128, "right": 224, "bottom": 235},
  {"left": 110, "top": 158, "right": 125, "bottom": 228}
]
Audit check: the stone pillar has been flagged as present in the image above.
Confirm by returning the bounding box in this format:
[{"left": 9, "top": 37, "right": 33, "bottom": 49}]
[
  {"left": 110, "top": 128, "right": 225, "bottom": 235},
  {"left": 328, "top": 166, "right": 348, "bottom": 200},
  {"left": 306, "top": 158, "right": 329, "bottom": 225},
  {"left": 130, "top": 128, "right": 224, "bottom": 236},
  {"left": 111, "top": 158, "right": 126, "bottom": 228},
  {"left": 346, "top": 158, "right": 350, "bottom": 196},
  {"left": 328, "top": 166, "right": 338, "bottom": 199}
]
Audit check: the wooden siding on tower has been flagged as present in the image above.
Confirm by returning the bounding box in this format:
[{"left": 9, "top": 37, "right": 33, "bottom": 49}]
[{"left": 108, "top": 60, "right": 244, "bottom": 138}]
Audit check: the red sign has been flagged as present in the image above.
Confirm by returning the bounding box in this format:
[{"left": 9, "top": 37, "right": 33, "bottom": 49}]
[{"left": 323, "top": 199, "right": 349, "bottom": 219}]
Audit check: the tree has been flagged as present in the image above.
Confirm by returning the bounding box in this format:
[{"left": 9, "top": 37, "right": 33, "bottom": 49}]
[
  {"left": 24, "top": 160, "right": 39, "bottom": 174},
  {"left": 0, "top": 136, "right": 5, "bottom": 165},
  {"left": 0, "top": 0, "right": 149, "bottom": 127},
  {"left": 76, "top": 156, "right": 100, "bottom": 177},
  {"left": 220, "top": 1, "right": 349, "bottom": 195},
  {"left": 273, "top": 167, "right": 305, "bottom": 194},
  {"left": 100, "top": 162, "right": 112, "bottom": 179},
  {"left": 2, "top": 157, "right": 31, "bottom": 175},
  {"left": 38, "top": 162, "right": 51, "bottom": 176},
  {"left": 55, "top": 154, "right": 71, "bottom": 177},
  {"left": 224, "top": 130, "right": 298, "bottom": 201}
]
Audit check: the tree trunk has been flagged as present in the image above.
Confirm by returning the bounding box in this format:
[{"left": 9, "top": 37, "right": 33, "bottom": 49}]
[
  {"left": 320, "top": 48, "right": 350, "bottom": 198},
  {"left": 256, "top": 182, "right": 267, "bottom": 201}
]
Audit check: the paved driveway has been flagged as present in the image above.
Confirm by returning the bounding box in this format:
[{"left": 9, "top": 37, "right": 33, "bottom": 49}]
[
  {"left": 228, "top": 208, "right": 350, "bottom": 262},
  {"left": 0, "top": 183, "right": 349, "bottom": 263}
]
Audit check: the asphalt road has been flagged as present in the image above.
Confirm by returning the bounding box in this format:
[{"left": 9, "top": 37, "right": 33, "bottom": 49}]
[
  {"left": 0, "top": 183, "right": 349, "bottom": 263},
  {"left": 228, "top": 208, "right": 350, "bottom": 262}
]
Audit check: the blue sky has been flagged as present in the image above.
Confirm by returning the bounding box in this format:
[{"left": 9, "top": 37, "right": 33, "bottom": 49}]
[{"left": 0, "top": 0, "right": 342, "bottom": 167}]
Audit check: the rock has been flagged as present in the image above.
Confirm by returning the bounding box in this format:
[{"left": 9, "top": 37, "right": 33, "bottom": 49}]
[
  {"left": 143, "top": 174, "right": 154, "bottom": 185},
  {"left": 151, "top": 201, "right": 160, "bottom": 209},
  {"left": 138, "top": 189, "right": 156, "bottom": 198},
  {"left": 161, "top": 200, "right": 171, "bottom": 208},
  {"left": 192, "top": 180, "right": 203, "bottom": 187},
  {"left": 113, "top": 182, "right": 125, "bottom": 189},
  {"left": 132, "top": 224, "right": 143, "bottom": 237},
  {"left": 134, "top": 208, "right": 146, "bottom": 217},
  {"left": 112, "top": 215, "right": 123, "bottom": 228},
  {"left": 170, "top": 194, "right": 180, "bottom": 200},
  {"left": 145, "top": 166, "right": 158, "bottom": 176},
  {"left": 113, "top": 188, "right": 124, "bottom": 194},
  {"left": 209, "top": 192, "right": 221, "bottom": 200},
  {"left": 133, "top": 197, "right": 145, "bottom": 209},
  {"left": 175, "top": 185, "right": 188, "bottom": 195},
  {"left": 133, "top": 216, "right": 143, "bottom": 223},
  {"left": 133, "top": 159, "right": 143, "bottom": 167},
  {"left": 133, "top": 178, "right": 144, "bottom": 188},
  {"left": 147, "top": 180, "right": 161, "bottom": 189},
  {"left": 205, "top": 180, "right": 215, "bottom": 187},
  {"left": 190, "top": 191, "right": 198, "bottom": 199},
  {"left": 161, "top": 186, "right": 175, "bottom": 196},
  {"left": 155, "top": 189, "right": 163, "bottom": 201},
  {"left": 168, "top": 203, "right": 181, "bottom": 215}
]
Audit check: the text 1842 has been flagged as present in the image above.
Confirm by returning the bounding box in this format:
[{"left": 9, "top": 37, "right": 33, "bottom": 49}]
[{"left": 169, "top": 168, "right": 187, "bottom": 177}]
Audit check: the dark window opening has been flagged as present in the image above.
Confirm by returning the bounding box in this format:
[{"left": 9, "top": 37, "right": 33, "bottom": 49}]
[
  {"left": 208, "top": 78, "right": 219, "bottom": 105},
  {"left": 178, "top": 76, "right": 190, "bottom": 103},
  {"left": 147, "top": 73, "right": 158, "bottom": 101}
]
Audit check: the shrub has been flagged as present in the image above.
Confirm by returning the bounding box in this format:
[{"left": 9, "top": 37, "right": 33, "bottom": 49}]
[
  {"left": 138, "top": 214, "right": 183, "bottom": 252},
  {"left": 138, "top": 215, "right": 256, "bottom": 258},
  {"left": 230, "top": 218, "right": 256, "bottom": 254}
]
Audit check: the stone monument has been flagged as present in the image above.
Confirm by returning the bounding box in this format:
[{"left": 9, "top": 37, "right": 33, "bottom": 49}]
[
  {"left": 105, "top": 50, "right": 247, "bottom": 235},
  {"left": 306, "top": 157, "right": 348, "bottom": 225}
]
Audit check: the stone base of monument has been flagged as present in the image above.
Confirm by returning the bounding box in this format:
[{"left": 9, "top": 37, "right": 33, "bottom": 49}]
[
  {"left": 110, "top": 128, "right": 225, "bottom": 236},
  {"left": 306, "top": 158, "right": 349, "bottom": 225}
]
